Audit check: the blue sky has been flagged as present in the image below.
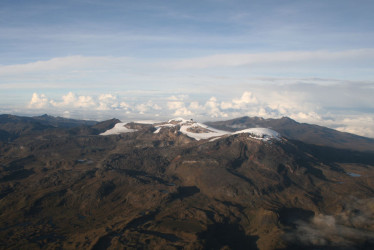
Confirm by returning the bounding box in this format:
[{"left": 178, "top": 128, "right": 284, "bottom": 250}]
[{"left": 1, "top": 0, "right": 374, "bottom": 137}]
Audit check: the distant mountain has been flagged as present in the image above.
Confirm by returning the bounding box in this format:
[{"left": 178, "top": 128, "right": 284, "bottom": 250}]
[
  {"left": 91, "top": 118, "right": 121, "bottom": 133},
  {"left": 32, "top": 114, "right": 97, "bottom": 128},
  {"left": 205, "top": 116, "right": 374, "bottom": 152},
  {"left": 0, "top": 114, "right": 54, "bottom": 142},
  {"left": 0, "top": 114, "right": 99, "bottom": 142}
]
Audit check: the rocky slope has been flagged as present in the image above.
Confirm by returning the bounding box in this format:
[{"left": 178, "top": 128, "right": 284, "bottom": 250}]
[
  {"left": 206, "top": 116, "right": 374, "bottom": 152},
  {"left": 0, "top": 116, "right": 374, "bottom": 249}
]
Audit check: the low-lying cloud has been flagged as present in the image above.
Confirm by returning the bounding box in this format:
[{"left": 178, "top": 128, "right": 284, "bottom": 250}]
[
  {"left": 284, "top": 198, "right": 374, "bottom": 248},
  {"left": 26, "top": 90, "right": 374, "bottom": 138}
]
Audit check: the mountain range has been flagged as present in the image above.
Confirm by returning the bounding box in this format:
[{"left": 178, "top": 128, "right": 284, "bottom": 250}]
[{"left": 0, "top": 114, "right": 373, "bottom": 249}]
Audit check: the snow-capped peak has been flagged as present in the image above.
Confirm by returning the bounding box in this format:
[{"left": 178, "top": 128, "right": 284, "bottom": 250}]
[
  {"left": 100, "top": 118, "right": 282, "bottom": 142},
  {"left": 179, "top": 122, "right": 229, "bottom": 141},
  {"left": 233, "top": 128, "right": 281, "bottom": 141},
  {"left": 99, "top": 122, "right": 137, "bottom": 135}
]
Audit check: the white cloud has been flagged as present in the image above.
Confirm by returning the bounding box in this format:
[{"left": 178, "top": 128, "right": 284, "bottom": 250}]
[
  {"left": 335, "top": 116, "right": 374, "bottom": 138},
  {"left": 152, "top": 103, "right": 162, "bottom": 110},
  {"left": 167, "top": 95, "right": 194, "bottom": 117},
  {"left": 25, "top": 90, "right": 374, "bottom": 138},
  {"left": 135, "top": 100, "right": 161, "bottom": 114},
  {"left": 189, "top": 101, "right": 203, "bottom": 110},
  {"left": 167, "top": 101, "right": 185, "bottom": 110},
  {"left": 221, "top": 91, "right": 258, "bottom": 109},
  {"left": 97, "top": 94, "right": 119, "bottom": 110},
  {"left": 28, "top": 93, "right": 49, "bottom": 108},
  {"left": 135, "top": 104, "right": 148, "bottom": 114},
  {"left": 76, "top": 95, "right": 96, "bottom": 108},
  {"left": 284, "top": 198, "right": 374, "bottom": 247},
  {"left": 30, "top": 92, "right": 123, "bottom": 111},
  {"left": 99, "top": 94, "right": 116, "bottom": 101},
  {"left": 61, "top": 92, "right": 76, "bottom": 105},
  {"left": 205, "top": 97, "right": 228, "bottom": 118},
  {"left": 120, "top": 102, "right": 130, "bottom": 110},
  {"left": 173, "top": 107, "right": 193, "bottom": 117},
  {"left": 50, "top": 92, "right": 96, "bottom": 108},
  {"left": 167, "top": 95, "right": 188, "bottom": 101},
  {"left": 290, "top": 112, "right": 321, "bottom": 122}
]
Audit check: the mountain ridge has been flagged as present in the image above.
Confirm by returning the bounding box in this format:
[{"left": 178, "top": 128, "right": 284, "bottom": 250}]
[
  {"left": 205, "top": 116, "right": 374, "bottom": 152},
  {"left": 0, "top": 114, "right": 374, "bottom": 249}
]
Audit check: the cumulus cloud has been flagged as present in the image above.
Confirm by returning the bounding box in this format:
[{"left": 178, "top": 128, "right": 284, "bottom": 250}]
[
  {"left": 189, "top": 101, "right": 203, "bottom": 110},
  {"left": 97, "top": 94, "right": 119, "bottom": 110},
  {"left": 28, "top": 93, "right": 49, "bottom": 108},
  {"left": 25, "top": 91, "right": 374, "bottom": 138},
  {"left": 205, "top": 97, "right": 228, "bottom": 118},
  {"left": 167, "top": 101, "right": 185, "bottom": 110},
  {"left": 221, "top": 91, "right": 258, "bottom": 109},
  {"left": 167, "top": 95, "right": 189, "bottom": 101},
  {"left": 135, "top": 100, "right": 161, "bottom": 115},
  {"left": 50, "top": 92, "right": 96, "bottom": 108},
  {"left": 120, "top": 101, "right": 131, "bottom": 111},
  {"left": 167, "top": 95, "right": 194, "bottom": 117},
  {"left": 29, "top": 92, "right": 125, "bottom": 111},
  {"left": 173, "top": 107, "right": 193, "bottom": 116},
  {"left": 76, "top": 96, "right": 96, "bottom": 108},
  {"left": 289, "top": 112, "right": 322, "bottom": 122}
]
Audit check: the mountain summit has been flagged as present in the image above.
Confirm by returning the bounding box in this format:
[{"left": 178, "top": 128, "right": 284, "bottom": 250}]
[
  {"left": 206, "top": 116, "right": 374, "bottom": 152},
  {"left": 100, "top": 118, "right": 282, "bottom": 142}
]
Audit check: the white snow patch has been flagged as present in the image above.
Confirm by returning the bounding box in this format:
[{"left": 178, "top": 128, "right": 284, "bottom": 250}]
[
  {"left": 100, "top": 123, "right": 137, "bottom": 135},
  {"left": 179, "top": 122, "right": 229, "bottom": 141},
  {"left": 157, "top": 123, "right": 176, "bottom": 128},
  {"left": 233, "top": 128, "right": 281, "bottom": 141},
  {"left": 135, "top": 120, "right": 162, "bottom": 124},
  {"left": 209, "top": 137, "right": 222, "bottom": 142},
  {"left": 153, "top": 127, "right": 162, "bottom": 134},
  {"left": 153, "top": 121, "right": 179, "bottom": 133},
  {"left": 100, "top": 118, "right": 281, "bottom": 142},
  {"left": 347, "top": 172, "right": 361, "bottom": 177}
]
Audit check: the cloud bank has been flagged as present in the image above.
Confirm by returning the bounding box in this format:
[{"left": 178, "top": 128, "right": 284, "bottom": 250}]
[{"left": 26, "top": 90, "right": 374, "bottom": 138}]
